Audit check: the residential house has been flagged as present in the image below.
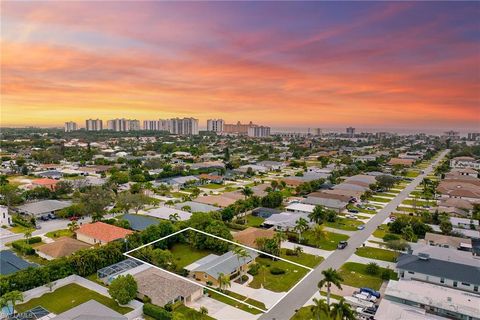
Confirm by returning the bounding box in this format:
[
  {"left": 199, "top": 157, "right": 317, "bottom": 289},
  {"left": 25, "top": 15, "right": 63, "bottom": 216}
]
[
  {"left": 396, "top": 245, "right": 480, "bottom": 293},
  {"left": 375, "top": 279, "right": 480, "bottom": 320},
  {"left": 143, "top": 206, "right": 192, "bottom": 221},
  {"left": 121, "top": 214, "right": 159, "bottom": 231},
  {"left": 36, "top": 237, "right": 91, "bottom": 260},
  {"left": 31, "top": 178, "right": 59, "bottom": 190},
  {"left": 0, "top": 205, "right": 12, "bottom": 226},
  {"left": 233, "top": 227, "right": 275, "bottom": 249},
  {"left": 422, "top": 233, "right": 473, "bottom": 252},
  {"left": 173, "top": 201, "right": 221, "bottom": 213},
  {"left": 0, "top": 250, "right": 34, "bottom": 275},
  {"left": 263, "top": 211, "right": 311, "bottom": 231},
  {"left": 190, "top": 250, "right": 258, "bottom": 286},
  {"left": 256, "top": 161, "right": 286, "bottom": 171},
  {"left": 198, "top": 173, "right": 224, "bottom": 184},
  {"left": 450, "top": 156, "right": 480, "bottom": 170},
  {"left": 76, "top": 222, "right": 133, "bottom": 245},
  {"left": 134, "top": 268, "right": 203, "bottom": 307},
  {"left": 388, "top": 158, "right": 415, "bottom": 167},
  {"left": 285, "top": 203, "right": 315, "bottom": 214},
  {"left": 450, "top": 217, "right": 479, "bottom": 229},
  {"left": 15, "top": 200, "right": 72, "bottom": 218}
]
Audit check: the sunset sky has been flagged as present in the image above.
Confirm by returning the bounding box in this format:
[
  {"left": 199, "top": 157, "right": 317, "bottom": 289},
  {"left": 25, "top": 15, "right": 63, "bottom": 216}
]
[{"left": 1, "top": 1, "right": 479, "bottom": 131}]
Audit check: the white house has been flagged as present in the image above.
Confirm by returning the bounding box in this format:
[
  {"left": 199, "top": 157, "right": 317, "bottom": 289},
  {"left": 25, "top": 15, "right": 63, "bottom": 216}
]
[
  {"left": 450, "top": 156, "right": 480, "bottom": 170},
  {"left": 0, "top": 205, "right": 12, "bottom": 226}
]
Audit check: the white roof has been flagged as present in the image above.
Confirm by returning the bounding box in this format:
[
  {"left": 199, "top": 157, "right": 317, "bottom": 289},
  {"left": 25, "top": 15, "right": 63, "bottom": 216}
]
[
  {"left": 384, "top": 280, "right": 480, "bottom": 318},
  {"left": 143, "top": 206, "right": 191, "bottom": 221},
  {"left": 375, "top": 299, "right": 449, "bottom": 320},
  {"left": 285, "top": 203, "right": 315, "bottom": 213},
  {"left": 450, "top": 217, "right": 479, "bottom": 226}
]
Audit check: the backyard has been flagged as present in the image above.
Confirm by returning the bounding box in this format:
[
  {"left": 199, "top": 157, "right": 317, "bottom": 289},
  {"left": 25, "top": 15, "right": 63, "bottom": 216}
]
[
  {"left": 45, "top": 229, "right": 74, "bottom": 239},
  {"left": 245, "top": 214, "right": 265, "bottom": 228},
  {"left": 169, "top": 243, "right": 211, "bottom": 270},
  {"left": 248, "top": 255, "right": 311, "bottom": 292},
  {"left": 16, "top": 283, "right": 132, "bottom": 314}
]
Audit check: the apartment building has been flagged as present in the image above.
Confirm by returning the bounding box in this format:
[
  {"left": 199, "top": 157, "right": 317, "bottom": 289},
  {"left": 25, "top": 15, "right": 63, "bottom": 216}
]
[
  {"left": 106, "top": 118, "right": 140, "bottom": 132},
  {"left": 207, "top": 119, "right": 224, "bottom": 132},
  {"left": 85, "top": 119, "right": 103, "bottom": 131},
  {"left": 168, "top": 118, "right": 199, "bottom": 135},
  {"left": 223, "top": 121, "right": 255, "bottom": 134},
  {"left": 247, "top": 125, "right": 271, "bottom": 138},
  {"left": 64, "top": 121, "right": 78, "bottom": 132},
  {"left": 346, "top": 127, "right": 355, "bottom": 137}
]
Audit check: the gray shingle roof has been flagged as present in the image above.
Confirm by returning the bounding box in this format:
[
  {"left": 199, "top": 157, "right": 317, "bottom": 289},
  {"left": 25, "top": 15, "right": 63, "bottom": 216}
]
[
  {"left": 54, "top": 300, "right": 126, "bottom": 320},
  {"left": 0, "top": 250, "right": 34, "bottom": 275},
  {"left": 192, "top": 249, "right": 258, "bottom": 279},
  {"left": 122, "top": 213, "right": 158, "bottom": 231},
  {"left": 396, "top": 253, "right": 480, "bottom": 285},
  {"left": 16, "top": 200, "right": 72, "bottom": 216}
]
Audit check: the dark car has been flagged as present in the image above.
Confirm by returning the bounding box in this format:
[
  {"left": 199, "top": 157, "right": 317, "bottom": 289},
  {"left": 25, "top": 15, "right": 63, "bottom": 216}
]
[
  {"left": 360, "top": 287, "right": 381, "bottom": 298},
  {"left": 348, "top": 209, "right": 359, "bottom": 213},
  {"left": 337, "top": 241, "right": 348, "bottom": 249}
]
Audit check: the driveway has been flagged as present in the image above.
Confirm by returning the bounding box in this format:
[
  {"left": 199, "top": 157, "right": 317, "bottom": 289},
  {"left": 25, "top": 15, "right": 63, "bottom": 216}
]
[
  {"left": 259, "top": 149, "right": 449, "bottom": 320},
  {"left": 229, "top": 282, "right": 284, "bottom": 309},
  {"left": 190, "top": 296, "right": 261, "bottom": 320}
]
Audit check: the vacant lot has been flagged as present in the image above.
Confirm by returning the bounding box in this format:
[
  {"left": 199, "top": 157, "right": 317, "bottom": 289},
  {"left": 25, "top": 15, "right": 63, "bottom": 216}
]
[
  {"left": 338, "top": 262, "right": 397, "bottom": 290},
  {"left": 355, "top": 246, "right": 397, "bottom": 262}
]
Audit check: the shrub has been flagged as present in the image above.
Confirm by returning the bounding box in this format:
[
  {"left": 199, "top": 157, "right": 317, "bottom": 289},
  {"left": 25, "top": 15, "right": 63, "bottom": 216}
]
[
  {"left": 143, "top": 303, "right": 172, "bottom": 320},
  {"left": 382, "top": 233, "right": 400, "bottom": 242},
  {"left": 365, "top": 262, "right": 380, "bottom": 275},
  {"left": 108, "top": 274, "right": 138, "bottom": 305},
  {"left": 12, "top": 241, "right": 35, "bottom": 255},
  {"left": 248, "top": 263, "right": 260, "bottom": 276},
  {"left": 225, "top": 222, "right": 248, "bottom": 231},
  {"left": 241, "top": 274, "right": 249, "bottom": 282},
  {"left": 270, "top": 267, "right": 286, "bottom": 275},
  {"left": 285, "top": 249, "right": 296, "bottom": 256},
  {"left": 27, "top": 237, "right": 42, "bottom": 244},
  {"left": 381, "top": 268, "right": 392, "bottom": 280}
]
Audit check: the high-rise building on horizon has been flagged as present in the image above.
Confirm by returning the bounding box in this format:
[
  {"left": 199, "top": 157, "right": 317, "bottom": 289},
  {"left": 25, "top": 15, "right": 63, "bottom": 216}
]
[
  {"left": 223, "top": 121, "right": 256, "bottom": 135},
  {"left": 346, "top": 127, "right": 355, "bottom": 137},
  {"left": 85, "top": 119, "right": 103, "bottom": 131},
  {"left": 169, "top": 117, "right": 199, "bottom": 135},
  {"left": 64, "top": 121, "right": 78, "bottom": 132},
  {"left": 207, "top": 119, "right": 224, "bottom": 132},
  {"left": 248, "top": 125, "right": 271, "bottom": 138},
  {"left": 467, "top": 132, "right": 480, "bottom": 141},
  {"left": 107, "top": 118, "right": 140, "bottom": 131}
]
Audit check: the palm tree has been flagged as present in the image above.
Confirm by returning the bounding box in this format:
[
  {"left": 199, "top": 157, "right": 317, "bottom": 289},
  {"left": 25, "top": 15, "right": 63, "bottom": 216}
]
[
  {"left": 233, "top": 246, "right": 251, "bottom": 279},
  {"left": 199, "top": 306, "right": 209, "bottom": 315},
  {"left": 270, "top": 180, "right": 279, "bottom": 191},
  {"left": 24, "top": 230, "right": 32, "bottom": 243},
  {"left": 318, "top": 268, "right": 343, "bottom": 306},
  {"left": 241, "top": 186, "right": 253, "bottom": 200},
  {"left": 330, "top": 298, "right": 355, "bottom": 320},
  {"left": 310, "top": 298, "right": 331, "bottom": 320},
  {"left": 312, "top": 224, "right": 328, "bottom": 248},
  {"left": 294, "top": 218, "right": 309, "bottom": 243},
  {"left": 309, "top": 205, "right": 326, "bottom": 224},
  {"left": 217, "top": 273, "right": 231, "bottom": 292},
  {"left": 259, "top": 264, "right": 268, "bottom": 287},
  {"left": 68, "top": 220, "right": 79, "bottom": 234},
  {"left": 293, "top": 245, "right": 303, "bottom": 256},
  {"left": 3, "top": 291, "right": 23, "bottom": 315},
  {"left": 169, "top": 213, "right": 180, "bottom": 222}
]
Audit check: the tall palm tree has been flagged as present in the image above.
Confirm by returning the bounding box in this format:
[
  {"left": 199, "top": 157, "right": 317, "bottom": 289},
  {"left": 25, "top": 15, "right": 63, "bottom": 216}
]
[
  {"left": 241, "top": 186, "right": 253, "bottom": 200},
  {"left": 233, "top": 246, "right": 251, "bottom": 279},
  {"left": 312, "top": 224, "right": 328, "bottom": 248},
  {"left": 24, "top": 230, "right": 32, "bottom": 243},
  {"left": 330, "top": 298, "right": 355, "bottom": 320},
  {"left": 294, "top": 218, "right": 309, "bottom": 243},
  {"left": 310, "top": 298, "right": 331, "bottom": 320},
  {"left": 217, "top": 273, "right": 231, "bottom": 292},
  {"left": 318, "top": 268, "right": 343, "bottom": 306}
]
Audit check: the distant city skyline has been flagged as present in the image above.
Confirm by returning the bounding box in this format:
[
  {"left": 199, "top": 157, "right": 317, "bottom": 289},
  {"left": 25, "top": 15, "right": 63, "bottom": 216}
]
[{"left": 1, "top": 1, "right": 479, "bottom": 130}]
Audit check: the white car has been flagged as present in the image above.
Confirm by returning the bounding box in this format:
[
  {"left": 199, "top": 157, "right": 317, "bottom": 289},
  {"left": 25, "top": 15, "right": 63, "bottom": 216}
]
[{"left": 353, "top": 292, "right": 377, "bottom": 303}]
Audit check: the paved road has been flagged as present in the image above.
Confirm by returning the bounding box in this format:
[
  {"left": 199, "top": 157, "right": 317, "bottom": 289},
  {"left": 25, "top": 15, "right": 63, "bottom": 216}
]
[{"left": 260, "top": 149, "right": 449, "bottom": 320}]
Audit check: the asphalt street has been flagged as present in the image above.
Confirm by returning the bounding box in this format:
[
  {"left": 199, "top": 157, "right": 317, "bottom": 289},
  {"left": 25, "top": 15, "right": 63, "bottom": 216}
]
[{"left": 260, "top": 149, "right": 449, "bottom": 320}]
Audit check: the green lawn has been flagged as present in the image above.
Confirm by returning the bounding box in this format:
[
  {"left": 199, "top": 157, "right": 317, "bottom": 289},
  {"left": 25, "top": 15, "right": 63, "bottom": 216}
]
[
  {"left": 325, "top": 218, "right": 363, "bottom": 231},
  {"left": 208, "top": 290, "right": 263, "bottom": 314},
  {"left": 249, "top": 256, "right": 310, "bottom": 292},
  {"left": 45, "top": 229, "right": 74, "bottom": 239},
  {"left": 173, "top": 305, "right": 215, "bottom": 319},
  {"left": 300, "top": 230, "right": 350, "bottom": 251},
  {"left": 372, "top": 225, "right": 389, "bottom": 238},
  {"left": 245, "top": 215, "right": 265, "bottom": 228},
  {"left": 201, "top": 183, "right": 224, "bottom": 189},
  {"left": 16, "top": 283, "right": 132, "bottom": 314},
  {"left": 280, "top": 249, "right": 323, "bottom": 268},
  {"left": 368, "top": 197, "right": 390, "bottom": 203},
  {"left": 355, "top": 246, "right": 397, "bottom": 262},
  {"left": 8, "top": 225, "right": 34, "bottom": 234},
  {"left": 375, "top": 192, "right": 396, "bottom": 197},
  {"left": 170, "top": 243, "right": 211, "bottom": 270},
  {"left": 396, "top": 206, "right": 416, "bottom": 213},
  {"left": 338, "top": 262, "right": 397, "bottom": 290},
  {"left": 290, "top": 306, "right": 329, "bottom": 320},
  {"left": 404, "top": 170, "right": 420, "bottom": 178},
  {"left": 402, "top": 199, "right": 435, "bottom": 207}
]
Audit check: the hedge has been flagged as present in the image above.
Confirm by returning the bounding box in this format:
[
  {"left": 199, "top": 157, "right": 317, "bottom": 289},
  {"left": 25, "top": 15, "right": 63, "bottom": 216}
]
[
  {"left": 143, "top": 303, "right": 172, "bottom": 320},
  {"left": 225, "top": 222, "right": 248, "bottom": 230},
  {"left": 27, "top": 237, "right": 42, "bottom": 244},
  {"left": 11, "top": 241, "right": 35, "bottom": 255}
]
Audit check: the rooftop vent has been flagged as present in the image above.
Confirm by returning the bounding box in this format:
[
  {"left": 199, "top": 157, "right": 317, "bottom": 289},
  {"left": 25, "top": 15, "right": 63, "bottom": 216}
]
[{"left": 418, "top": 253, "right": 430, "bottom": 260}]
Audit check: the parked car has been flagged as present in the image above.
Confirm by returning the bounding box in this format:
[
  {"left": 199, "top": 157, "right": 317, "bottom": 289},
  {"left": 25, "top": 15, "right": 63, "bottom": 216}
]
[
  {"left": 348, "top": 209, "right": 359, "bottom": 213},
  {"left": 69, "top": 216, "right": 79, "bottom": 221},
  {"left": 366, "top": 206, "right": 376, "bottom": 211},
  {"left": 353, "top": 292, "right": 377, "bottom": 302},
  {"left": 360, "top": 287, "right": 381, "bottom": 298},
  {"left": 337, "top": 241, "right": 348, "bottom": 249},
  {"left": 357, "top": 225, "right": 365, "bottom": 230}
]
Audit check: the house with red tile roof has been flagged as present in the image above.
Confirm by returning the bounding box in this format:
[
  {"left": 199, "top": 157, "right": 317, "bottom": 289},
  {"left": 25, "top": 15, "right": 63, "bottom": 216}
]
[
  {"left": 76, "top": 222, "right": 133, "bottom": 245},
  {"left": 32, "top": 178, "right": 59, "bottom": 190}
]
